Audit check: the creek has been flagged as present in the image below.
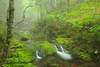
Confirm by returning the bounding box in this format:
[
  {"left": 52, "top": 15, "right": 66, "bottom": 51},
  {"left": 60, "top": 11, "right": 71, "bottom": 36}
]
[{"left": 35, "top": 43, "right": 72, "bottom": 61}]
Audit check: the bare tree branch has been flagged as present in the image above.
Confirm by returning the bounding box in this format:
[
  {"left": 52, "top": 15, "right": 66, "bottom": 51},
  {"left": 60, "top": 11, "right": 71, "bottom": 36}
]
[
  {"left": 13, "top": 6, "right": 32, "bottom": 27},
  {"left": 13, "top": 3, "right": 40, "bottom": 27}
]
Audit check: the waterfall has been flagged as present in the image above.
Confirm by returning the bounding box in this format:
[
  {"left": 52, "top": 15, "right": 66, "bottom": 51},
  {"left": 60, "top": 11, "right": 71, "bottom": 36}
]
[
  {"left": 36, "top": 49, "right": 43, "bottom": 59},
  {"left": 24, "top": 30, "right": 28, "bottom": 34},
  {"left": 25, "top": 43, "right": 43, "bottom": 59},
  {"left": 54, "top": 44, "right": 72, "bottom": 60},
  {"left": 60, "top": 45, "right": 65, "bottom": 53},
  {"left": 25, "top": 43, "right": 72, "bottom": 61}
]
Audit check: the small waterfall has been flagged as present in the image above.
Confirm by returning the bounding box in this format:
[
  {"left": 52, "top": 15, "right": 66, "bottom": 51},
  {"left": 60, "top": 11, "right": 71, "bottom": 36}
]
[
  {"left": 54, "top": 44, "right": 72, "bottom": 60},
  {"left": 25, "top": 43, "right": 72, "bottom": 61},
  {"left": 24, "top": 30, "right": 28, "bottom": 34},
  {"left": 36, "top": 49, "right": 43, "bottom": 59},
  {"left": 60, "top": 45, "right": 65, "bottom": 53},
  {"left": 25, "top": 43, "right": 43, "bottom": 59}
]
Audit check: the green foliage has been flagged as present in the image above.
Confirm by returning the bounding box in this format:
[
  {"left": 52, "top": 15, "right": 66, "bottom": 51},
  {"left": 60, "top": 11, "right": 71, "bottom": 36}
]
[
  {"left": 7, "top": 39, "right": 36, "bottom": 67},
  {"left": 56, "top": 38, "right": 69, "bottom": 45},
  {"left": 51, "top": 63, "right": 59, "bottom": 67},
  {"left": 32, "top": 66, "right": 37, "bottom": 67},
  {"left": 1, "top": 0, "right": 100, "bottom": 66},
  {"left": 73, "top": 49, "right": 91, "bottom": 60},
  {"left": 30, "top": 14, "right": 57, "bottom": 41},
  {"left": 30, "top": 0, "right": 100, "bottom": 61}
]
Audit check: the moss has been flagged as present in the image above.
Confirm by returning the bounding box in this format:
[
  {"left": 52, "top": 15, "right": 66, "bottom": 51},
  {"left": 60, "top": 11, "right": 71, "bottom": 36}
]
[{"left": 10, "top": 4, "right": 15, "bottom": 11}]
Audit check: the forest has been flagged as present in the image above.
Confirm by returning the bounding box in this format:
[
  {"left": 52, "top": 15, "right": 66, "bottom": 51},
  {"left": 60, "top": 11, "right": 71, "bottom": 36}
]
[{"left": 0, "top": 0, "right": 100, "bottom": 67}]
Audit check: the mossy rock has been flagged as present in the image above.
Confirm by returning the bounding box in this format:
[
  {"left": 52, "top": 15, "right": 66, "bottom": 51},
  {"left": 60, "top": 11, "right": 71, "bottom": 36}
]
[{"left": 21, "top": 35, "right": 29, "bottom": 41}]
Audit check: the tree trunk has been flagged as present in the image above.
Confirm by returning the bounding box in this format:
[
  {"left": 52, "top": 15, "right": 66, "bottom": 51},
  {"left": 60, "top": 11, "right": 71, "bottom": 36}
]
[{"left": 0, "top": 0, "right": 15, "bottom": 66}]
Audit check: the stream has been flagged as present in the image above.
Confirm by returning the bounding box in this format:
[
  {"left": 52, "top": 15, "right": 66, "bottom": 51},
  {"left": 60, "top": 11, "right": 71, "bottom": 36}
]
[
  {"left": 35, "top": 43, "right": 72, "bottom": 60},
  {"left": 31, "top": 43, "right": 99, "bottom": 67}
]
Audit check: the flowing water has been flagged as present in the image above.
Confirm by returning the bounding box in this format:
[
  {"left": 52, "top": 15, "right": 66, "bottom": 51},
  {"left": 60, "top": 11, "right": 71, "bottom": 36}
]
[
  {"left": 54, "top": 44, "right": 72, "bottom": 60},
  {"left": 35, "top": 49, "right": 43, "bottom": 59},
  {"left": 25, "top": 43, "right": 99, "bottom": 67},
  {"left": 34, "top": 43, "right": 72, "bottom": 60}
]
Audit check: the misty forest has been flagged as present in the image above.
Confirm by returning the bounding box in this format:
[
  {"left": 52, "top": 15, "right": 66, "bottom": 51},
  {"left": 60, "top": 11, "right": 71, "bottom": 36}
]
[{"left": 0, "top": 0, "right": 100, "bottom": 67}]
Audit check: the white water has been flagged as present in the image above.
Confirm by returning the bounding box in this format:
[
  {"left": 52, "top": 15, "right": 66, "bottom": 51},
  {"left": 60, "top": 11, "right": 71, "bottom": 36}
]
[
  {"left": 36, "top": 49, "right": 43, "bottom": 59},
  {"left": 54, "top": 44, "right": 72, "bottom": 60},
  {"left": 60, "top": 45, "right": 65, "bottom": 53},
  {"left": 34, "top": 43, "right": 72, "bottom": 60},
  {"left": 24, "top": 30, "right": 28, "bottom": 34}
]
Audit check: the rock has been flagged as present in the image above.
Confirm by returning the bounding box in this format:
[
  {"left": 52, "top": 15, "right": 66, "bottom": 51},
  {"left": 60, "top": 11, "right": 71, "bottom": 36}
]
[{"left": 21, "top": 37, "right": 29, "bottom": 41}]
